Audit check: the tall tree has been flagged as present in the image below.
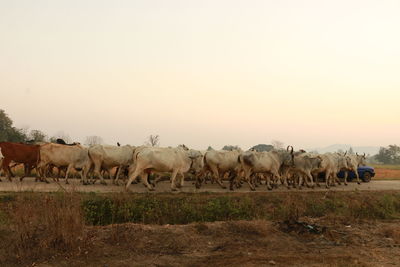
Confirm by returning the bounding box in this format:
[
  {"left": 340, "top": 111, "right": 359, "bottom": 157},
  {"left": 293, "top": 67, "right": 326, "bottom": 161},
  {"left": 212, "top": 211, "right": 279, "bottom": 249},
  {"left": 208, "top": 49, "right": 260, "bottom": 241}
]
[
  {"left": 375, "top": 145, "right": 400, "bottom": 164},
  {"left": 271, "top": 140, "right": 284, "bottom": 150},
  {"left": 0, "top": 109, "right": 27, "bottom": 142},
  {"left": 145, "top": 135, "right": 160, "bottom": 147},
  {"left": 250, "top": 144, "right": 274, "bottom": 152},
  {"left": 49, "top": 131, "right": 71, "bottom": 144},
  {"left": 84, "top": 135, "right": 103, "bottom": 146},
  {"left": 222, "top": 145, "right": 241, "bottom": 151},
  {"left": 28, "top": 129, "right": 47, "bottom": 143}
]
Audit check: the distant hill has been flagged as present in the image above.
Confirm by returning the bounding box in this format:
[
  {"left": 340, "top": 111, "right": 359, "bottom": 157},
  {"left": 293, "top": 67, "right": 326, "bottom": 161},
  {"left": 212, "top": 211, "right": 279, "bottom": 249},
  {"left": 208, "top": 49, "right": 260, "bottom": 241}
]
[{"left": 312, "top": 144, "right": 380, "bottom": 156}]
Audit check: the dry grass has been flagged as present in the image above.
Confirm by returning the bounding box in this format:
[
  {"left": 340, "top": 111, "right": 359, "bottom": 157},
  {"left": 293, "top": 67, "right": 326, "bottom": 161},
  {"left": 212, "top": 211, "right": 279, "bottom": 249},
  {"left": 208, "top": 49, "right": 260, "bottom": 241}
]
[
  {"left": 0, "top": 193, "right": 87, "bottom": 265},
  {"left": 372, "top": 164, "right": 400, "bottom": 170},
  {"left": 0, "top": 191, "right": 400, "bottom": 265}
]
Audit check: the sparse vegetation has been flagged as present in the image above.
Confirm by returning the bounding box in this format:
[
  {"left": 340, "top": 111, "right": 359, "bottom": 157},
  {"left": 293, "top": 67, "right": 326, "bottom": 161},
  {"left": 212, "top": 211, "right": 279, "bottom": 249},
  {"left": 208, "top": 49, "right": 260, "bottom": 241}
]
[{"left": 0, "top": 191, "right": 399, "bottom": 265}]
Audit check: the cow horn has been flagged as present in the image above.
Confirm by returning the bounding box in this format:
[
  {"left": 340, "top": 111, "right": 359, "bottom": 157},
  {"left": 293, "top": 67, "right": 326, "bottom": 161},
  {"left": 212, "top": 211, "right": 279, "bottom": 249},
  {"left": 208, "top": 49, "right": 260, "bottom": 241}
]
[
  {"left": 290, "top": 145, "right": 294, "bottom": 154},
  {"left": 286, "top": 146, "right": 290, "bottom": 151},
  {"left": 363, "top": 152, "right": 366, "bottom": 157},
  {"left": 344, "top": 151, "right": 347, "bottom": 156}
]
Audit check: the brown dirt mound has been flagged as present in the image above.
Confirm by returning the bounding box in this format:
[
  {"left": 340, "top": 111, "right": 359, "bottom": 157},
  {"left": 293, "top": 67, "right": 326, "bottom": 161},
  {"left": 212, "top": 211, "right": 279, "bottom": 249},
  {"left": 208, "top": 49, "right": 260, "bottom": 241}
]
[{"left": 20, "top": 219, "right": 400, "bottom": 267}]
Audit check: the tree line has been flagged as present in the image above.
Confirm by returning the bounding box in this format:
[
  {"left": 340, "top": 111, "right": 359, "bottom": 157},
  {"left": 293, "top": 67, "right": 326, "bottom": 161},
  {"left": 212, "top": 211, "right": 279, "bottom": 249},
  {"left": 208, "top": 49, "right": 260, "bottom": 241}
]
[{"left": 0, "top": 109, "right": 103, "bottom": 145}]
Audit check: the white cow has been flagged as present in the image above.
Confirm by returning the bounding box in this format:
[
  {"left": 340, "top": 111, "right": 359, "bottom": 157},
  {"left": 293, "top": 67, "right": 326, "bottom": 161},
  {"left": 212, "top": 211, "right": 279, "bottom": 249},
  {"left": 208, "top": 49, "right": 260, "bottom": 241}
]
[
  {"left": 284, "top": 153, "right": 322, "bottom": 189},
  {"left": 201, "top": 149, "right": 242, "bottom": 189},
  {"left": 239, "top": 148, "right": 294, "bottom": 190},
  {"left": 126, "top": 146, "right": 204, "bottom": 191},
  {"left": 312, "top": 153, "right": 348, "bottom": 188},
  {"left": 37, "top": 143, "right": 91, "bottom": 184},
  {"left": 344, "top": 153, "right": 366, "bottom": 185},
  {"left": 88, "top": 144, "right": 135, "bottom": 185}
]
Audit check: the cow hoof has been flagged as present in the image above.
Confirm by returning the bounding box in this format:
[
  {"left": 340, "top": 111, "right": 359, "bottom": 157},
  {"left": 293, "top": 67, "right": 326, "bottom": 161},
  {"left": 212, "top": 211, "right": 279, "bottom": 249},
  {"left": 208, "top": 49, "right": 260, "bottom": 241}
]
[
  {"left": 357, "top": 182, "right": 361, "bottom": 185},
  {"left": 311, "top": 185, "right": 315, "bottom": 189},
  {"left": 251, "top": 188, "right": 256, "bottom": 191},
  {"left": 176, "top": 184, "right": 182, "bottom": 189},
  {"left": 101, "top": 181, "right": 107, "bottom": 186},
  {"left": 221, "top": 186, "right": 227, "bottom": 189},
  {"left": 267, "top": 187, "right": 273, "bottom": 191},
  {"left": 344, "top": 183, "right": 348, "bottom": 186},
  {"left": 171, "top": 187, "right": 178, "bottom": 191},
  {"left": 65, "top": 181, "right": 69, "bottom": 185},
  {"left": 149, "top": 188, "right": 155, "bottom": 191},
  {"left": 326, "top": 186, "right": 330, "bottom": 189}
]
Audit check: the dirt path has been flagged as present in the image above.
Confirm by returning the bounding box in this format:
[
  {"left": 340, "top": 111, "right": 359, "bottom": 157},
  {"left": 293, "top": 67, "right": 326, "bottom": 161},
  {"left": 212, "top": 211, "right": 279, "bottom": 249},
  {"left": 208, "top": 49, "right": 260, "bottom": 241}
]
[{"left": 1, "top": 177, "right": 400, "bottom": 193}]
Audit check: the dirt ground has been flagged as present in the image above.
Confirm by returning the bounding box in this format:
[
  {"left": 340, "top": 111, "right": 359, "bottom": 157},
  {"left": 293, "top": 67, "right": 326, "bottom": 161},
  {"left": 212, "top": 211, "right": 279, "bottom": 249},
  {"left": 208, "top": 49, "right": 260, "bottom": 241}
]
[
  {"left": 0, "top": 177, "right": 400, "bottom": 193},
  {"left": 31, "top": 218, "right": 400, "bottom": 267}
]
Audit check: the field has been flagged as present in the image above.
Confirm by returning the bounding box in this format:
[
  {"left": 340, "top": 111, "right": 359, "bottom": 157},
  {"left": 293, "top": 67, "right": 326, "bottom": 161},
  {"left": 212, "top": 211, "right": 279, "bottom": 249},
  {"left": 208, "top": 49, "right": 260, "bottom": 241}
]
[
  {"left": 1, "top": 191, "right": 400, "bottom": 266},
  {"left": 2, "top": 164, "right": 400, "bottom": 266}
]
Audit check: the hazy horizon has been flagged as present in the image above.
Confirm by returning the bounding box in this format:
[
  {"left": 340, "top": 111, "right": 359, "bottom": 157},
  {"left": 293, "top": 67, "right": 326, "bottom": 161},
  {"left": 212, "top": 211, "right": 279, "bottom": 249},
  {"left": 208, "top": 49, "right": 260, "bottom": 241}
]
[{"left": 1, "top": 1, "right": 399, "bottom": 150}]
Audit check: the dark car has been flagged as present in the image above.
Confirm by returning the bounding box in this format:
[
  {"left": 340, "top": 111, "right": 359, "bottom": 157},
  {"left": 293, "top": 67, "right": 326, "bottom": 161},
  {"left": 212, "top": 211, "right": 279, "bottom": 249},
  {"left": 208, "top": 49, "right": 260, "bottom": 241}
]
[{"left": 337, "top": 166, "right": 375, "bottom": 182}]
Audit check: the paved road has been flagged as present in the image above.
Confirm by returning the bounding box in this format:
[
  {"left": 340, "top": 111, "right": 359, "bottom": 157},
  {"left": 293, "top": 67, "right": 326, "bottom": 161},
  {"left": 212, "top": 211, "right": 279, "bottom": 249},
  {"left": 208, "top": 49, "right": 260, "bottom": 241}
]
[{"left": 0, "top": 177, "right": 399, "bottom": 193}]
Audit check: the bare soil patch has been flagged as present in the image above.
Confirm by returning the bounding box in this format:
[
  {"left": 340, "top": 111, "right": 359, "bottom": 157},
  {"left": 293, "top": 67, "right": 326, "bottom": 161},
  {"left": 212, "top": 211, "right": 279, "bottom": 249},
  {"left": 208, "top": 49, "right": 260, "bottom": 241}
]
[{"left": 29, "top": 219, "right": 400, "bottom": 267}]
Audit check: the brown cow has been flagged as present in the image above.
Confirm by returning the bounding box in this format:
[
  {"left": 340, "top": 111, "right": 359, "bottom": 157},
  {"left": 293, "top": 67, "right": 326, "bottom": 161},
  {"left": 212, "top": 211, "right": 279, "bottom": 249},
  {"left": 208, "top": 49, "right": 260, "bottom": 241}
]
[{"left": 0, "top": 142, "right": 41, "bottom": 181}]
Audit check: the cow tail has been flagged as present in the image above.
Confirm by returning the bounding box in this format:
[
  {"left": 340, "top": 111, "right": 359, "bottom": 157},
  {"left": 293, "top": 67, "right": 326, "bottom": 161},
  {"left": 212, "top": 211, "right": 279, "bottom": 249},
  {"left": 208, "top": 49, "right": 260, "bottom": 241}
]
[
  {"left": 36, "top": 148, "right": 41, "bottom": 167},
  {"left": 35, "top": 147, "right": 42, "bottom": 177}
]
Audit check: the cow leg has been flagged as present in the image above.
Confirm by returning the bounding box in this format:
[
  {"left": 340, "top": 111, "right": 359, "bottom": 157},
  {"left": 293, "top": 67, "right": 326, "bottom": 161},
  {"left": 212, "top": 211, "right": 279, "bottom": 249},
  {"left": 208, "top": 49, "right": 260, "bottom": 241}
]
[
  {"left": 2, "top": 159, "right": 13, "bottom": 182},
  {"left": 98, "top": 168, "right": 109, "bottom": 186},
  {"left": 325, "top": 172, "right": 331, "bottom": 189},
  {"left": 92, "top": 162, "right": 106, "bottom": 185},
  {"left": 354, "top": 169, "right": 361, "bottom": 185},
  {"left": 126, "top": 167, "right": 153, "bottom": 191},
  {"left": 313, "top": 173, "right": 321, "bottom": 187},
  {"left": 195, "top": 171, "right": 205, "bottom": 189},
  {"left": 177, "top": 172, "right": 185, "bottom": 188},
  {"left": 243, "top": 170, "right": 256, "bottom": 191},
  {"left": 170, "top": 169, "right": 180, "bottom": 191},
  {"left": 306, "top": 172, "right": 315, "bottom": 189},
  {"left": 229, "top": 172, "right": 238, "bottom": 191},
  {"left": 20, "top": 163, "right": 31, "bottom": 182},
  {"left": 113, "top": 166, "right": 122, "bottom": 185},
  {"left": 65, "top": 164, "right": 74, "bottom": 185},
  {"left": 343, "top": 171, "right": 348, "bottom": 186},
  {"left": 209, "top": 165, "right": 226, "bottom": 189},
  {"left": 35, "top": 161, "right": 45, "bottom": 183}
]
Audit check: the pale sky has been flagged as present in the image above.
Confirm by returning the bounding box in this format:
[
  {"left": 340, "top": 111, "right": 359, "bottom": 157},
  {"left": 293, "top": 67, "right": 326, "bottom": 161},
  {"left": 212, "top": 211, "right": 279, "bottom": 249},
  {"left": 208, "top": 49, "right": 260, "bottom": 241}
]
[{"left": 1, "top": 0, "right": 399, "bottom": 150}]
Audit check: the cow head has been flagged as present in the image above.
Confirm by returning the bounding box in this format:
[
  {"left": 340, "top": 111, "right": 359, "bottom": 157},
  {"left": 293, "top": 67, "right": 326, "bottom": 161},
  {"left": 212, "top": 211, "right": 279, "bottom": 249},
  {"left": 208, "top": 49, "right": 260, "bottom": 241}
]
[
  {"left": 179, "top": 144, "right": 189, "bottom": 151},
  {"left": 276, "top": 146, "right": 294, "bottom": 167},
  {"left": 356, "top": 152, "right": 367, "bottom": 166},
  {"left": 187, "top": 149, "right": 204, "bottom": 174}
]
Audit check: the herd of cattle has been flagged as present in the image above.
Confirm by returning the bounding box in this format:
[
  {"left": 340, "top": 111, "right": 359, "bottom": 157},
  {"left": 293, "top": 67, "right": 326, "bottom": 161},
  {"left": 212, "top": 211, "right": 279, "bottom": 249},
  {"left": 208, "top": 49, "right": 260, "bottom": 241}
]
[{"left": 0, "top": 141, "right": 367, "bottom": 191}]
